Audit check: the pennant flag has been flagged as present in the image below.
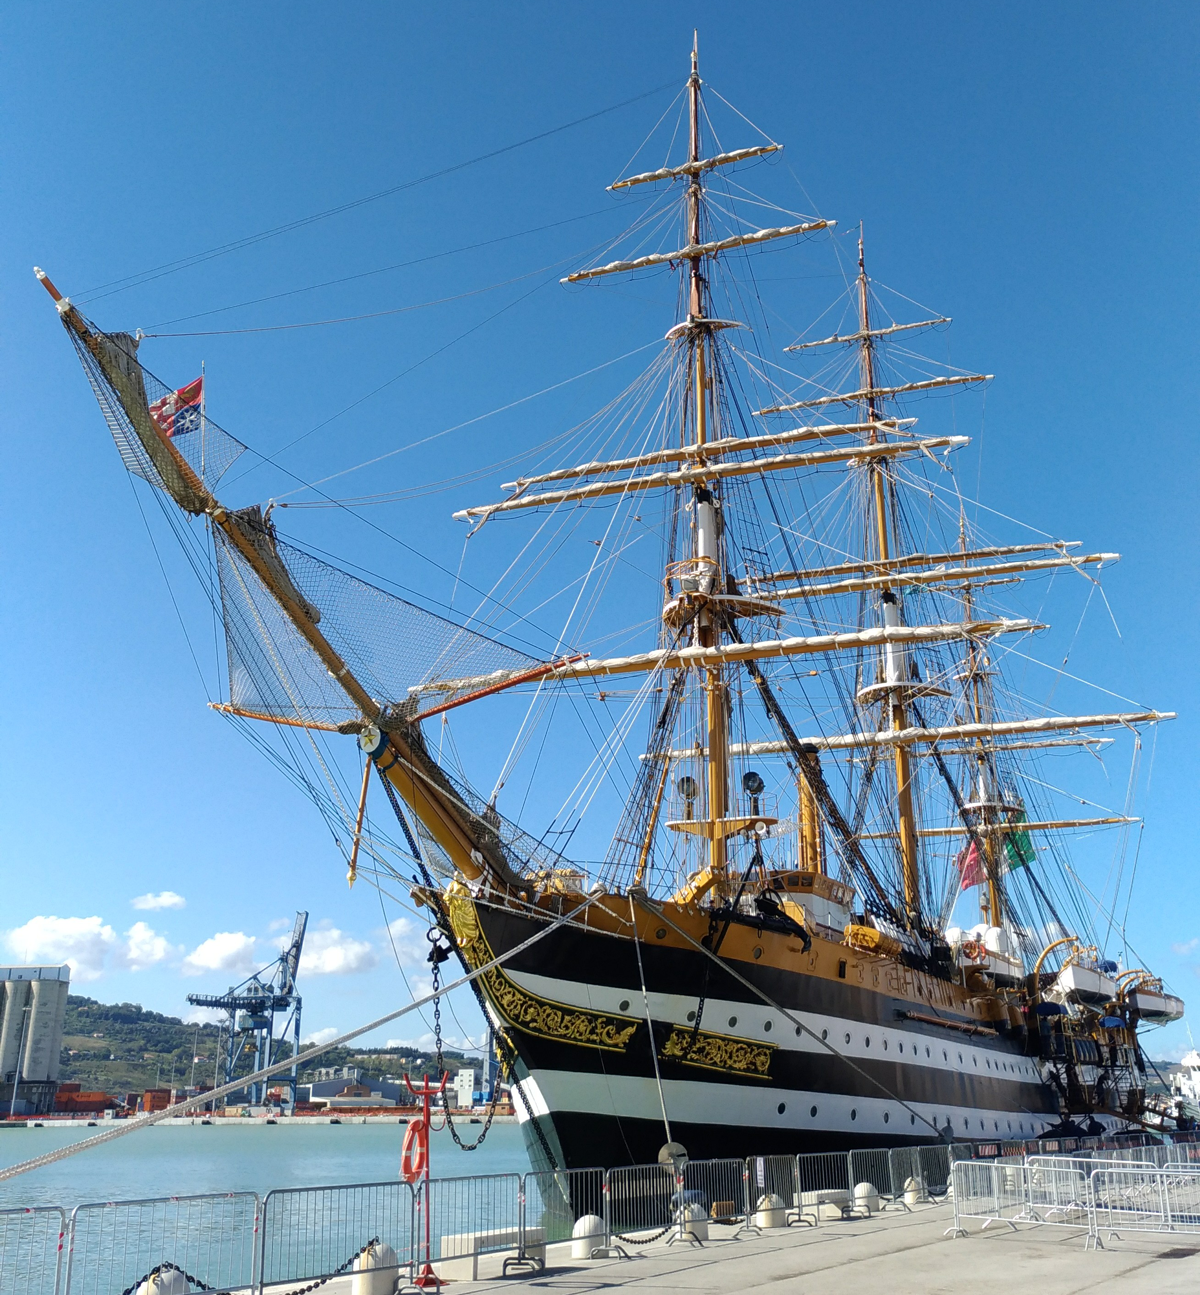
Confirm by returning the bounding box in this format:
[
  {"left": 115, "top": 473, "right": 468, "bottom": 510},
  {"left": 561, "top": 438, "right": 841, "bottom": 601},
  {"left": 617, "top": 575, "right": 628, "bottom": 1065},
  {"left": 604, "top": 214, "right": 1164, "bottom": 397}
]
[
  {"left": 956, "top": 838, "right": 985, "bottom": 889},
  {"left": 149, "top": 376, "right": 204, "bottom": 437},
  {"left": 1003, "top": 811, "right": 1036, "bottom": 871}
]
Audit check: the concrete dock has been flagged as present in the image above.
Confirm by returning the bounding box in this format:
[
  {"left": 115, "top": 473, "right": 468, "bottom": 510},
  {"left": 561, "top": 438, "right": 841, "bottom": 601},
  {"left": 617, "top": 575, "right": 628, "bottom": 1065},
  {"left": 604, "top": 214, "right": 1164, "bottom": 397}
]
[{"left": 432, "top": 1201, "right": 1200, "bottom": 1295}]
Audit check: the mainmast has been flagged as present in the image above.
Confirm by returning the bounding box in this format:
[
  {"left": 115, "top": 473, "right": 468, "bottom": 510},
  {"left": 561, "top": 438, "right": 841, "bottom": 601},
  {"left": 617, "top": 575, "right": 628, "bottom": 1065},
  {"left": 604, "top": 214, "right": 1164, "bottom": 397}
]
[
  {"left": 856, "top": 233, "right": 921, "bottom": 927},
  {"left": 682, "top": 34, "right": 731, "bottom": 892}
]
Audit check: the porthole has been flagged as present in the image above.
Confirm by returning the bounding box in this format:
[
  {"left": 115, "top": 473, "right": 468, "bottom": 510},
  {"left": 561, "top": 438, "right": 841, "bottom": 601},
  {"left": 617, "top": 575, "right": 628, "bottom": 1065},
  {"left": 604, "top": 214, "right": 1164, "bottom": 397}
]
[
  {"left": 943, "top": 1050, "right": 948, "bottom": 1061},
  {"left": 655, "top": 928, "right": 667, "bottom": 940},
  {"left": 864, "top": 1036, "right": 871, "bottom": 1048},
  {"left": 986, "top": 1059, "right": 991, "bottom": 1070},
  {"left": 753, "top": 946, "right": 763, "bottom": 960},
  {"left": 883, "top": 1111, "right": 890, "bottom": 1124},
  {"left": 810, "top": 1105, "right": 818, "bottom": 1117},
  {"left": 764, "top": 1021, "right": 772, "bottom": 1032},
  {"left": 882, "top": 1039, "right": 888, "bottom": 1051},
  {"left": 728, "top": 1016, "right": 738, "bottom": 1028},
  {"left": 994, "top": 1120, "right": 999, "bottom": 1131},
  {"left": 777, "top": 1102, "right": 786, "bottom": 1115},
  {"left": 910, "top": 1114, "right": 916, "bottom": 1126},
  {"left": 957, "top": 1053, "right": 963, "bottom": 1064},
  {"left": 897, "top": 1043, "right": 903, "bottom": 1054},
  {"left": 845, "top": 1032, "right": 851, "bottom": 1045},
  {"left": 619, "top": 1000, "right": 630, "bottom": 1012},
  {"left": 822, "top": 1028, "right": 828, "bottom": 1041},
  {"left": 973, "top": 1056, "right": 978, "bottom": 1068},
  {"left": 686, "top": 1010, "right": 696, "bottom": 1022},
  {"left": 851, "top": 1109, "right": 857, "bottom": 1121},
  {"left": 796, "top": 1025, "right": 803, "bottom": 1037}
]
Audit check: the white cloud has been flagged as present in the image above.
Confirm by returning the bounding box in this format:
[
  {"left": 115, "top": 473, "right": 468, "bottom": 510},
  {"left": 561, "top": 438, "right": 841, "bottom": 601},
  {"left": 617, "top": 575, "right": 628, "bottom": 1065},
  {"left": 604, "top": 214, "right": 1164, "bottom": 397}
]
[
  {"left": 184, "top": 1006, "right": 225, "bottom": 1026},
  {"left": 5, "top": 915, "right": 118, "bottom": 982},
  {"left": 384, "top": 1031, "right": 480, "bottom": 1052},
  {"left": 301, "top": 925, "right": 376, "bottom": 976},
  {"left": 131, "top": 891, "right": 186, "bottom": 911},
  {"left": 384, "top": 916, "right": 431, "bottom": 966},
  {"left": 267, "top": 917, "right": 293, "bottom": 933},
  {"left": 1173, "top": 938, "right": 1199, "bottom": 956},
  {"left": 182, "top": 932, "right": 258, "bottom": 976},
  {"left": 122, "top": 921, "right": 174, "bottom": 971},
  {"left": 302, "top": 1026, "right": 340, "bottom": 1047}
]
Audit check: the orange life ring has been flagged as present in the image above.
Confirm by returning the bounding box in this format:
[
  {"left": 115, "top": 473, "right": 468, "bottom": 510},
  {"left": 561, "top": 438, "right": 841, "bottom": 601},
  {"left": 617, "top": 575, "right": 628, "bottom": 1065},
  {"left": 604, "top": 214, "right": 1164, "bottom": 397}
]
[
  {"left": 401, "top": 1116, "right": 428, "bottom": 1183},
  {"left": 961, "top": 940, "right": 986, "bottom": 963}
]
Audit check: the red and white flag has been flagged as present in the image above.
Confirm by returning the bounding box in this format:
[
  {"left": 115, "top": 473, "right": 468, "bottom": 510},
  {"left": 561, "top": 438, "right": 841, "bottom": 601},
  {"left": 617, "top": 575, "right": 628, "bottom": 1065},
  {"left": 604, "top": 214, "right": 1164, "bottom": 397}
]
[
  {"left": 149, "top": 376, "right": 203, "bottom": 437},
  {"left": 956, "top": 839, "right": 985, "bottom": 889}
]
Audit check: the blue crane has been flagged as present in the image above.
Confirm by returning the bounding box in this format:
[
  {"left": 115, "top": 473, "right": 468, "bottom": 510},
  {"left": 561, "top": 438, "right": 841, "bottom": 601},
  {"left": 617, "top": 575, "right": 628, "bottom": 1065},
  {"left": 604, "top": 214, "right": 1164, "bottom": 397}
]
[{"left": 187, "top": 911, "right": 307, "bottom": 1108}]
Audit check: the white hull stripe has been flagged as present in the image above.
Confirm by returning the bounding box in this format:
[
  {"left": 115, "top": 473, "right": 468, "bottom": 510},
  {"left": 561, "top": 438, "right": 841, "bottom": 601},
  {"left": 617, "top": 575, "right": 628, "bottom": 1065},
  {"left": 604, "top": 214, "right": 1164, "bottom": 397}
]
[{"left": 513, "top": 1070, "right": 1058, "bottom": 1142}]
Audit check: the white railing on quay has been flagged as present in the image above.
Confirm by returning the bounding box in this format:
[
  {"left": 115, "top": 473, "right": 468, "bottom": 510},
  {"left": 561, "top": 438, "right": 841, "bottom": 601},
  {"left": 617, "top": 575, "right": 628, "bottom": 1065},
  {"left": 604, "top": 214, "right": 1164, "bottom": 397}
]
[
  {"left": 62, "top": 1192, "right": 260, "bottom": 1295},
  {"left": 8, "top": 1127, "right": 1199, "bottom": 1286},
  {"left": 259, "top": 1179, "right": 413, "bottom": 1294},
  {"left": 0, "top": 1206, "right": 66, "bottom": 1295},
  {"left": 416, "top": 1172, "right": 525, "bottom": 1279}
]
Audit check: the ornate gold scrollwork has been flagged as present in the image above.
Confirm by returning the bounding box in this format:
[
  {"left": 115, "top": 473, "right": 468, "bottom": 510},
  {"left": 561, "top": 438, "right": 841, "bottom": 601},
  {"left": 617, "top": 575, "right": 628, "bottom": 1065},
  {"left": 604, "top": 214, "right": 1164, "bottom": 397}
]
[
  {"left": 446, "top": 892, "right": 640, "bottom": 1053},
  {"left": 660, "top": 1026, "right": 775, "bottom": 1079}
]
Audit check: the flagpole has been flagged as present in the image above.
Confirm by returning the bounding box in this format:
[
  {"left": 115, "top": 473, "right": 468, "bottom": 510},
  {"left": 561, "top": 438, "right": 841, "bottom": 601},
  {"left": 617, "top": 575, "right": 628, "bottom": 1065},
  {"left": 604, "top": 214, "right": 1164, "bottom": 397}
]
[{"left": 200, "top": 359, "right": 206, "bottom": 480}]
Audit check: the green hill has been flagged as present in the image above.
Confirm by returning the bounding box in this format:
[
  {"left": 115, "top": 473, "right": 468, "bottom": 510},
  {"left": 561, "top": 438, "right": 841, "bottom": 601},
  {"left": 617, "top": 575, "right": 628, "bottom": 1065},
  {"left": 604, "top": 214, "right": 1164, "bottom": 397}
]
[{"left": 60, "top": 996, "right": 467, "bottom": 1100}]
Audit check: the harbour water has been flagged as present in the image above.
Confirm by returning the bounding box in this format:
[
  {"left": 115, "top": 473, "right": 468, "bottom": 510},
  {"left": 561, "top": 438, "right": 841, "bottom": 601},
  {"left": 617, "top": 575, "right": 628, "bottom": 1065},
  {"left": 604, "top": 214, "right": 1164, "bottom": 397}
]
[{"left": 0, "top": 1120, "right": 530, "bottom": 1209}]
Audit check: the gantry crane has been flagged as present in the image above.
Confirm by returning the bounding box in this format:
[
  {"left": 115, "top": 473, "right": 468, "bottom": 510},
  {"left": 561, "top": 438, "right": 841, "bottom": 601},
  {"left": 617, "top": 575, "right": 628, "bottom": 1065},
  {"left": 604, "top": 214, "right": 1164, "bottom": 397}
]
[{"left": 187, "top": 911, "right": 307, "bottom": 1107}]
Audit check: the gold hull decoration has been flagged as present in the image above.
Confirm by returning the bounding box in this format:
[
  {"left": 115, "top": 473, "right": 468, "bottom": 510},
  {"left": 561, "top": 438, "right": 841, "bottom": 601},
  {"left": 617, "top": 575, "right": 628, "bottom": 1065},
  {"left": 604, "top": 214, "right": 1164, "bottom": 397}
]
[
  {"left": 660, "top": 1025, "right": 776, "bottom": 1079},
  {"left": 446, "top": 891, "right": 640, "bottom": 1053}
]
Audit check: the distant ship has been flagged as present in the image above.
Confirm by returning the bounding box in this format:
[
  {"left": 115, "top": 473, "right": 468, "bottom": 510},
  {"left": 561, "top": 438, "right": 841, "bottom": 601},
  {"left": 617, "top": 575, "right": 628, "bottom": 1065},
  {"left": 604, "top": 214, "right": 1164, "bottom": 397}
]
[{"left": 40, "top": 36, "right": 1182, "bottom": 1170}]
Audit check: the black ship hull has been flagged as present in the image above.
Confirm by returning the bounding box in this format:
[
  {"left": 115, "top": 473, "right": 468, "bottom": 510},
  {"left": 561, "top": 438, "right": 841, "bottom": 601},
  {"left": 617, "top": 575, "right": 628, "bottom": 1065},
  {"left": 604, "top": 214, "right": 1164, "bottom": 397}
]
[{"left": 451, "top": 894, "right": 1063, "bottom": 1171}]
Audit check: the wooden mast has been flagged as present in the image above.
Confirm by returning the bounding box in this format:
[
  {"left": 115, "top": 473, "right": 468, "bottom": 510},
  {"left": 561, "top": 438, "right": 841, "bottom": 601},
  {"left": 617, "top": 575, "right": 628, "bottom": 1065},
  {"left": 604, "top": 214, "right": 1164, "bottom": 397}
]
[
  {"left": 857, "top": 231, "right": 921, "bottom": 927},
  {"left": 684, "top": 34, "right": 730, "bottom": 894},
  {"left": 958, "top": 519, "right": 1004, "bottom": 925}
]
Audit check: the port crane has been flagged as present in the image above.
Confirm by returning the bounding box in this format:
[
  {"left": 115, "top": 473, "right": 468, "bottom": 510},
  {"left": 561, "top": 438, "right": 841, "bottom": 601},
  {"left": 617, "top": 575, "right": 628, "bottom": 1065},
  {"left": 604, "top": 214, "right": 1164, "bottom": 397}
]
[{"left": 187, "top": 911, "right": 307, "bottom": 1107}]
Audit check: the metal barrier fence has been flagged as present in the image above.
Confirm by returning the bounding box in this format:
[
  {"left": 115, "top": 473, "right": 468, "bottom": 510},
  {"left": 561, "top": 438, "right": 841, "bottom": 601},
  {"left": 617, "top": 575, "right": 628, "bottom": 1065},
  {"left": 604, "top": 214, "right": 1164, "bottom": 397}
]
[
  {"left": 259, "top": 1180, "right": 413, "bottom": 1293},
  {"left": 416, "top": 1172, "right": 524, "bottom": 1278},
  {"left": 524, "top": 1167, "right": 606, "bottom": 1256},
  {"left": 8, "top": 1128, "right": 1200, "bottom": 1287},
  {"left": 0, "top": 1207, "right": 65, "bottom": 1295},
  {"left": 1089, "top": 1165, "right": 1200, "bottom": 1248},
  {"left": 748, "top": 1155, "right": 805, "bottom": 1225},
  {"left": 950, "top": 1155, "right": 1200, "bottom": 1248},
  {"left": 63, "top": 1192, "right": 260, "bottom": 1295},
  {"left": 605, "top": 1163, "right": 675, "bottom": 1242},
  {"left": 948, "top": 1160, "right": 1030, "bottom": 1236}
]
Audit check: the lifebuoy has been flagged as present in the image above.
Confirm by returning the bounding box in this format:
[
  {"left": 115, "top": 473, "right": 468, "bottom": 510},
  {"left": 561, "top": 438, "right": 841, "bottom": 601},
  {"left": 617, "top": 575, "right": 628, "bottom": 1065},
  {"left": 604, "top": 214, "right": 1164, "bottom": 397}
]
[
  {"left": 400, "top": 1116, "right": 428, "bottom": 1183},
  {"left": 961, "top": 940, "right": 986, "bottom": 963}
]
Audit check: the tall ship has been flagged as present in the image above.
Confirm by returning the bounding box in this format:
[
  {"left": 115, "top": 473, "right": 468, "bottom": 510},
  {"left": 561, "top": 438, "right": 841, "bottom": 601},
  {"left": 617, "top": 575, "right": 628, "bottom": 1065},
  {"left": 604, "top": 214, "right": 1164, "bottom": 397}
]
[{"left": 39, "top": 40, "right": 1182, "bottom": 1170}]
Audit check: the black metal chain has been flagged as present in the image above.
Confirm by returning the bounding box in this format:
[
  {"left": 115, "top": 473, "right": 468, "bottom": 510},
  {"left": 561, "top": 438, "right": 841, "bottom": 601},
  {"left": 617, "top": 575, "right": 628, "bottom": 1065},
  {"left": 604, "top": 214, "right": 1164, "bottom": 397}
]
[{"left": 427, "top": 930, "right": 503, "bottom": 1151}]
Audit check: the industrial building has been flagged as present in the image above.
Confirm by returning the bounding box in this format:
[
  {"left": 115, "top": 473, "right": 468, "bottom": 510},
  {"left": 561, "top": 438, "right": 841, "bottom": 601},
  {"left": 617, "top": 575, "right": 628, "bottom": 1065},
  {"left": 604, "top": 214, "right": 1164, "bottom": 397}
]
[{"left": 0, "top": 965, "right": 70, "bottom": 1116}]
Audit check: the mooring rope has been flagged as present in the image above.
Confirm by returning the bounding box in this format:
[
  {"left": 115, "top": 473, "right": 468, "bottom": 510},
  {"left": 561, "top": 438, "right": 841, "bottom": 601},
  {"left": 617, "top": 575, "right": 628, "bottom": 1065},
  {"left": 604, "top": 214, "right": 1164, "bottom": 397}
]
[{"left": 0, "top": 893, "right": 604, "bottom": 1182}]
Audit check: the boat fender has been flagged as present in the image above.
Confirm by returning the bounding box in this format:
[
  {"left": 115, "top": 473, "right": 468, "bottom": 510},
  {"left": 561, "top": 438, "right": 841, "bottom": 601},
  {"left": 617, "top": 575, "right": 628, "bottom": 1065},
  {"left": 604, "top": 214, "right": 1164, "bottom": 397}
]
[{"left": 400, "top": 1116, "right": 428, "bottom": 1183}]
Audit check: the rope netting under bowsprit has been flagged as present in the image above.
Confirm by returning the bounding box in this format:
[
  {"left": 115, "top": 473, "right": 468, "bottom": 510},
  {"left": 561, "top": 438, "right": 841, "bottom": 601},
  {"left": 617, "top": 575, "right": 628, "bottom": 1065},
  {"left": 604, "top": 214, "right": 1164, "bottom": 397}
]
[
  {"left": 215, "top": 527, "right": 539, "bottom": 727},
  {"left": 68, "top": 325, "right": 246, "bottom": 497}
]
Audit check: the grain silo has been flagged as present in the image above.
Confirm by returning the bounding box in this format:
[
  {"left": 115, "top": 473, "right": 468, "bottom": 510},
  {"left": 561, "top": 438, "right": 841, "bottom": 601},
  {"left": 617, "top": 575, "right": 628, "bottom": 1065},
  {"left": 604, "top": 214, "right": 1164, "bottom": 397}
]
[{"left": 0, "top": 965, "right": 70, "bottom": 1115}]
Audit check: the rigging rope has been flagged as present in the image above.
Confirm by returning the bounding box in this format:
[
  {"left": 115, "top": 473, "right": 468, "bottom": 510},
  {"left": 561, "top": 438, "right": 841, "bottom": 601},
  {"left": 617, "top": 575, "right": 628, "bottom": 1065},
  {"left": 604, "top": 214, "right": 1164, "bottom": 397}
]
[
  {"left": 77, "top": 81, "right": 677, "bottom": 304},
  {"left": 0, "top": 892, "right": 605, "bottom": 1183}
]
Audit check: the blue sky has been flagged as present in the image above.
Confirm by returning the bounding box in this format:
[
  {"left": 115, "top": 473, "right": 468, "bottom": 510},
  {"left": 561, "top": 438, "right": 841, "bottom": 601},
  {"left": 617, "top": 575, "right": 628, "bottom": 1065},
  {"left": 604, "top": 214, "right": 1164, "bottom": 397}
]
[{"left": 2, "top": 3, "right": 1197, "bottom": 1064}]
